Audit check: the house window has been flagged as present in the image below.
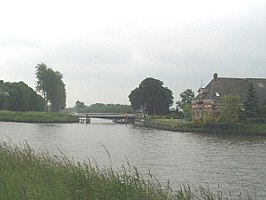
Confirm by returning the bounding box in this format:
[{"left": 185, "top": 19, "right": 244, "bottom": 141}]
[{"left": 258, "top": 82, "right": 264, "bottom": 88}]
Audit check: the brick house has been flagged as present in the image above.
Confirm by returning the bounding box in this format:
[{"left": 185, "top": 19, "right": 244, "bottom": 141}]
[{"left": 192, "top": 73, "right": 266, "bottom": 121}]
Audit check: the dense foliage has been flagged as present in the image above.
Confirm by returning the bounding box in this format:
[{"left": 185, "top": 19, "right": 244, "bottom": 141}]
[
  {"left": 218, "top": 95, "right": 241, "bottom": 123},
  {"left": 178, "top": 89, "right": 195, "bottom": 121},
  {"left": 88, "top": 103, "right": 134, "bottom": 113},
  {"left": 128, "top": 77, "right": 173, "bottom": 115},
  {"left": 0, "top": 81, "right": 44, "bottom": 111},
  {"left": 180, "top": 89, "right": 195, "bottom": 104},
  {"left": 35, "top": 63, "right": 66, "bottom": 112},
  {"left": 243, "top": 83, "right": 260, "bottom": 119},
  {"left": 74, "top": 101, "right": 134, "bottom": 113},
  {"left": 261, "top": 105, "right": 266, "bottom": 118}
]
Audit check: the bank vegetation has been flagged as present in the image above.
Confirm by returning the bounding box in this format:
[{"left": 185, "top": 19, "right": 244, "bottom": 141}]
[
  {"left": 0, "top": 111, "right": 78, "bottom": 123},
  {"left": 0, "top": 141, "right": 246, "bottom": 200},
  {"left": 138, "top": 117, "right": 266, "bottom": 135}
]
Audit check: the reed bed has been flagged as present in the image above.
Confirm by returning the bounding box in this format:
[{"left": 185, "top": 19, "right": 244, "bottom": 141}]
[{"left": 0, "top": 141, "right": 249, "bottom": 200}]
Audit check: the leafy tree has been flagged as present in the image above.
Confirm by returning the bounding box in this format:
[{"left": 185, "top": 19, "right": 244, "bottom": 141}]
[
  {"left": 128, "top": 77, "right": 173, "bottom": 115},
  {"left": 0, "top": 83, "right": 9, "bottom": 109},
  {"left": 180, "top": 89, "right": 195, "bottom": 104},
  {"left": 243, "top": 84, "right": 260, "bottom": 119},
  {"left": 218, "top": 95, "right": 241, "bottom": 123},
  {"left": 89, "top": 103, "right": 106, "bottom": 113},
  {"left": 30, "top": 92, "right": 45, "bottom": 111},
  {"left": 179, "top": 89, "right": 195, "bottom": 121},
  {"left": 75, "top": 100, "right": 87, "bottom": 113},
  {"left": 0, "top": 81, "right": 44, "bottom": 111},
  {"left": 73, "top": 101, "right": 134, "bottom": 113},
  {"left": 8, "top": 82, "right": 30, "bottom": 111},
  {"left": 36, "top": 63, "right": 66, "bottom": 112},
  {"left": 180, "top": 103, "right": 192, "bottom": 121},
  {"left": 87, "top": 103, "right": 133, "bottom": 113}
]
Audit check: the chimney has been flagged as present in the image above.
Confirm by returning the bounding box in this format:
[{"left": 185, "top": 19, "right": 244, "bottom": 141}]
[{"left": 213, "top": 73, "right": 218, "bottom": 80}]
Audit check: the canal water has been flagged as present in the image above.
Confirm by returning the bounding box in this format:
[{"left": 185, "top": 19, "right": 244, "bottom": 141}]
[{"left": 0, "top": 119, "right": 266, "bottom": 199}]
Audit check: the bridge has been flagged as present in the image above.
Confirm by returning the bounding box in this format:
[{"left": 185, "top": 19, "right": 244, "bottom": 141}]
[{"left": 75, "top": 113, "right": 138, "bottom": 123}]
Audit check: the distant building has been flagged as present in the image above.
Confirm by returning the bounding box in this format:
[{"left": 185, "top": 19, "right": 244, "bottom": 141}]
[{"left": 192, "top": 73, "right": 266, "bottom": 121}]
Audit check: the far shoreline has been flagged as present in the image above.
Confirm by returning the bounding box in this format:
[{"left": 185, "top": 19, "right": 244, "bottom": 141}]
[
  {"left": 134, "top": 118, "right": 266, "bottom": 136},
  {"left": 1, "top": 111, "right": 265, "bottom": 136},
  {"left": 0, "top": 111, "right": 79, "bottom": 124}
]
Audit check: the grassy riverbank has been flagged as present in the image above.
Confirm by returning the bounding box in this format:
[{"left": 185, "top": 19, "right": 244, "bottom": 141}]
[
  {"left": 0, "top": 110, "right": 78, "bottom": 123},
  {"left": 0, "top": 141, "right": 230, "bottom": 200},
  {"left": 140, "top": 117, "right": 266, "bottom": 135}
]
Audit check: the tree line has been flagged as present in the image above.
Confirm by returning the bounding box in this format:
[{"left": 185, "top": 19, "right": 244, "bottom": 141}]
[
  {"left": 73, "top": 101, "right": 134, "bottom": 114},
  {"left": 0, "top": 81, "right": 44, "bottom": 111},
  {"left": 128, "top": 77, "right": 266, "bottom": 122},
  {"left": 2, "top": 62, "right": 264, "bottom": 122},
  {"left": 0, "top": 63, "right": 66, "bottom": 112}
]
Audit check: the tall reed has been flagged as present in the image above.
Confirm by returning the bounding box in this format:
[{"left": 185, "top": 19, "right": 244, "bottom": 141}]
[{"left": 0, "top": 141, "right": 249, "bottom": 200}]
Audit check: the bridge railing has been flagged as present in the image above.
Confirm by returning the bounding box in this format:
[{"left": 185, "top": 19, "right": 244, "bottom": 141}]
[{"left": 75, "top": 113, "right": 138, "bottom": 119}]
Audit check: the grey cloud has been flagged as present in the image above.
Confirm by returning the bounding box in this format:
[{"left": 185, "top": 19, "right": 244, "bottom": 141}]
[
  {"left": 133, "top": 9, "right": 266, "bottom": 77},
  {"left": 2, "top": 2, "right": 266, "bottom": 106},
  {"left": 46, "top": 41, "right": 133, "bottom": 66}
]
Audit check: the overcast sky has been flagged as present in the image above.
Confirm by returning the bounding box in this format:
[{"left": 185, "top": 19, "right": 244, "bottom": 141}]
[{"left": 1, "top": 0, "right": 266, "bottom": 107}]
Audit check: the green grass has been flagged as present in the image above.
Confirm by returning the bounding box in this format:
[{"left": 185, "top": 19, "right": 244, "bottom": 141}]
[
  {"left": 0, "top": 141, "right": 231, "bottom": 200},
  {"left": 0, "top": 110, "right": 78, "bottom": 123},
  {"left": 151, "top": 118, "right": 182, "bottom": 127},
  {"left": 144, "top": 118, "right": 266, "bottom": 135},
  {"left": 243, "top": 124, "right": 266, "bottom": 134}
]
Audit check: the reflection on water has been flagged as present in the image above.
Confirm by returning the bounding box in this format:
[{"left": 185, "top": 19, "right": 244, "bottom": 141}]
[{"left": 0, "top": 120, "right": 266, "bottom": 198}]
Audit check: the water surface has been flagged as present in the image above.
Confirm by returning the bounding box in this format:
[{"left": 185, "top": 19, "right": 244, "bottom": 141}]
[{"left": 0, "top": 120, "right": 265, "bottom": 198}]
